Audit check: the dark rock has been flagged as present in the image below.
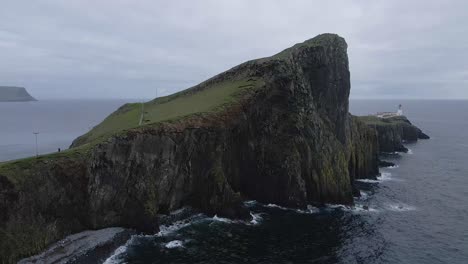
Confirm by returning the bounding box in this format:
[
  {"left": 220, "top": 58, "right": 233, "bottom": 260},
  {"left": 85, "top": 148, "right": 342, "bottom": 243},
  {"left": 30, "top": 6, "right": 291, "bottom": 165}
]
[
  {"left": 18, "top": 227, "right": 134, "bottom": 264},
  {"left": 419, "top": 132, "right": 430, "bottom": 139},
  {"left": 379, "top": 160, "right": 396, "bottom": 168},
  {"left": 358, "top": 115, "right": 429, "bottom": 153}
]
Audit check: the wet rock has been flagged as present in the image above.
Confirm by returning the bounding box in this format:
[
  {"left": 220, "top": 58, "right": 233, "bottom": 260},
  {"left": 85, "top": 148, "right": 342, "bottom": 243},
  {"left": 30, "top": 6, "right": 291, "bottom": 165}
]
[
  {"left": 359, "top": 115, "right": 430, "bottom": 153},
  {"left": 18, "top": 227, "right": 134, "bottom": 264},
  {"left": 379, "top": 160, "right": 396, "bottom": 168}
]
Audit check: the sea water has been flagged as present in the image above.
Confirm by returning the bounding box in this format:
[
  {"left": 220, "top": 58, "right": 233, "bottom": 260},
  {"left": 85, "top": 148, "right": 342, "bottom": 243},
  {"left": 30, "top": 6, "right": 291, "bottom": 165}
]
[{"left": 0, "top": 99, "right": 136, "bottom": 161}]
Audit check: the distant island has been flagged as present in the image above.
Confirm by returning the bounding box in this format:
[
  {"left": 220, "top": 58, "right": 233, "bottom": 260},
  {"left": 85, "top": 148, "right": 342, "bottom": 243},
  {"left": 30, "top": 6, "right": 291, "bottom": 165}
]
[{"left": 0, "top": 86, "right": 36, "bottom": 102}]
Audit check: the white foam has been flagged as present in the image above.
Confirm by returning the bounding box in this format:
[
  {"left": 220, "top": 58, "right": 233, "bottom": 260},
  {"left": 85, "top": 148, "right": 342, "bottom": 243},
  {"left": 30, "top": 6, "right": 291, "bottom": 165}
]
[
  {"left": 266, "top": 203, "right": 289, "bottom": 210},
  {"left": 380, "top": 172, "right": 405, "bottom": 182},
  {"left": 243, "top": 200, "right": 258, "bottom": 207},
  {"left": 265, "top": 203, "right": 319, "bottom": 214},
  {"left": 212, "top": 215, "right": 234, "bottom": 223},
  {"left": 386, "top": 203, "right": 416, "bottom": 212},
  {"left": 357, "top": 172, "right": 400, "bottom": 183},
  {"left": 356, "top": 178, "right": 380, "bottom": 183},
  {"left": 249, "top": 212, "right": 263, "bottom": 225},
  {"left": 378, "top": 172, "right": 393, "bottom": 181},
  {"left": 296, "top": 204, "right": 320, "bottom": 214},
  {"left": 325, "top": 204, "right": 348, "bottom": 210},
  {"left": 169, "top": 207, "right": 190, "bottom": 216},
  {"left": 165, "top": 240, "right": 184, "bottom": 249},
  {"left": 212, "top": 212, "right": 264, "bottom": 226},
  {"left": 157, "top": 214, "right": 204, "bottom": 237},
  {"left": 349, "top": 204, "right": 380, "bottom": 213},
  {"left": 103, "top": 235, "right": 139, "bottom": 264},
  {"left": 388, "top": 165, "right": 399, "bottom": 169},
  {"left": 406, "top": 148, "right": 414, "bottom": 155},
  {"left": 358, "top": 191, "right": 369, "bottom": 200},
  {"left": 325, "top": 203, "right": 379, "bottom": 213}
]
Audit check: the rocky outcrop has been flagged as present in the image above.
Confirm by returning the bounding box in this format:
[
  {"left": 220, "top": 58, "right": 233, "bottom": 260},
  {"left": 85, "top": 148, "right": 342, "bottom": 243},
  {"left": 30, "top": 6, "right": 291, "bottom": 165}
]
[
  {"left": 0, "top": 34, "right": 419, "bottom": 263},
  {"left": 0, "top": 86, "right": 36, "bottom": 102},
  {"left": 83, "top": 34, "right": 373, "bottom": 230},
  {"left": 358, "top": 116, "right": 430, "bottom": 153},
  {"left": 18, "top": 227, "right": 134, "bottom": 264},
  {"left": 0, "top": 154, "right": 90, "bottom": 263}
]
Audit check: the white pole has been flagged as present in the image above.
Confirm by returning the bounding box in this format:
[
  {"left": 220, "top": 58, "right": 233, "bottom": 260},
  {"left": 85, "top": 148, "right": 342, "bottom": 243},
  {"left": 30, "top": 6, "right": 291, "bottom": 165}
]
[
  {"left": 139, "top": 102, "right": 144, "bottom": 126},
  {"left": 33, "top": 132, "right": 39, "bottom": 157}
]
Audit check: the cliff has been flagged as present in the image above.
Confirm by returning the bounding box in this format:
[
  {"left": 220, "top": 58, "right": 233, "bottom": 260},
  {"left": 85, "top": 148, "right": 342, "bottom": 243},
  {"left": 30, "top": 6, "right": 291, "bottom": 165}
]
[
  {"left": 0, "top": 34, "right": 422, "bottom": 263},
  {"left": 358, "top": 115, "right": 430, "bottom": 153},
  {"left": 0, "top": 86, "right": 36, "bottom": 102}
]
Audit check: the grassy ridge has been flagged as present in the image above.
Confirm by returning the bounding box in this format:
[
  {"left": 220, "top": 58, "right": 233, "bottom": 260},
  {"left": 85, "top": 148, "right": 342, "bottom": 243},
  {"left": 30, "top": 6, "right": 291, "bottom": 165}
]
[
  {"left": 74, "top": 77, "right": 264, "bottom": 147},
  {"left": 0, "top": 76, "right": 263, "bottom": 170},
  {"left": 0, "top": 145, "right": 90, "bottom": 184},
  {"left": 357, "top": 115, "right": 409, "bottom": 126}
]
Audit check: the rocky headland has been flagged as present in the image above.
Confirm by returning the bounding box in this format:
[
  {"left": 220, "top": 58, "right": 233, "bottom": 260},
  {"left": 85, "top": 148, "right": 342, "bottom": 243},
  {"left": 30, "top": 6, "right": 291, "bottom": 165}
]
[
  {"left": 0, "top": 86, "right": 36, "bottom": 102},
  {"left": 358, "top": 115, "right": 430, "bottom": 153},
  {"left": 0, "top": 34, "right": 428, "bottom": 263}
]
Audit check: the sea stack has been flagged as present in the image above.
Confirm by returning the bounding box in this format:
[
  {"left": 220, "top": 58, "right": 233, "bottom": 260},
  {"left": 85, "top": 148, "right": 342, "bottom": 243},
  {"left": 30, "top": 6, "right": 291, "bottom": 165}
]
[{"left": 0, "top": 86, "right": 36, "bottom": 102}]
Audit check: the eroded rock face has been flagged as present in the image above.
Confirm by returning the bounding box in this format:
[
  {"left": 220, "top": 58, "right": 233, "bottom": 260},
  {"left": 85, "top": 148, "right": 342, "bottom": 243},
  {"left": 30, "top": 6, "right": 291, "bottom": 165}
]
[
  {"left": 367, "top": 116, "right": 430, "bottom": 153},
  {"left": 85, "top": 34, "right": 379, "bottom": 229}
]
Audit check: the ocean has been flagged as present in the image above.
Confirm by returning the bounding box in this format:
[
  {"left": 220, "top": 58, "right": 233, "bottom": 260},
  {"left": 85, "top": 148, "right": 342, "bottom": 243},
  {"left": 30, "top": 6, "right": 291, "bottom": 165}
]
[
  {"left": 0, "top": 99, "right": 138, "bottom": 162},
  {"left": 1, "top": 99, "right": 467, "bottom": 263}
]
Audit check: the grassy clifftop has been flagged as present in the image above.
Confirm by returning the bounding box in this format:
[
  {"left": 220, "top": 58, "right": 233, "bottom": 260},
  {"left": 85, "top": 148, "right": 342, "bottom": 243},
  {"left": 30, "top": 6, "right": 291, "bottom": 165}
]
[
  {"left": 357, "top": 115, "right": 410, "bottom": 126},
  {"left": 72, "top": 77, "right": 264, "bottom": 147},
  {"left": 72, "top": 34, "right": 344, "bottom": 148}
]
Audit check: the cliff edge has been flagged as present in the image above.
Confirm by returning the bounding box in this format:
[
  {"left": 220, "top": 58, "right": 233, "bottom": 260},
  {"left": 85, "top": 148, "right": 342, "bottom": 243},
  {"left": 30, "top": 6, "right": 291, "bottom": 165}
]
[
  {"left": 358, "top": 115, "right": 430, "bottom": 153},
  {"left": 0, "top": 86, "right": 36, "bottom": 102}
]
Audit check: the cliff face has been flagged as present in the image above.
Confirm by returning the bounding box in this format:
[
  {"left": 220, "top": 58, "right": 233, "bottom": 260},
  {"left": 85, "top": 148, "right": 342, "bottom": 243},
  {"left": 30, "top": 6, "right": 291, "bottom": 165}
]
[
  {"left": 0, "top": 86, "right": 36, "bottom": 102},
  {"left": 0, "top": 34, "right": 384, "bottom": 262},
  {"left": 358, "top": 116, "right": 430, "bottom": 153},
  {"left": 85, "top": 34, "right": 378, "bottom": 230},
  {"left": 0, "top": 153, "right": 90, "bottom": 262}
]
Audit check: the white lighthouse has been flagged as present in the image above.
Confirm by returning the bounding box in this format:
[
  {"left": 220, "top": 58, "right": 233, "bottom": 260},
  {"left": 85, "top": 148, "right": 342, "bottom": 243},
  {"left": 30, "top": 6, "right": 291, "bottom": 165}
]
[{"left": 397, "top": 104, "right": 403, "bottom": 116}]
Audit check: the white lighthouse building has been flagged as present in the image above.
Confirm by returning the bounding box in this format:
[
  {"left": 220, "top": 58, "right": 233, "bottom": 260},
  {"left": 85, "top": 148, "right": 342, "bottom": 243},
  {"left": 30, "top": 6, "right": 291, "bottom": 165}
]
[
  {"left": 376, "top": 104, "right": 404, "bottom": 118},
  {"left": 397, "top": 104, "right": 403, "bottom": 116}
]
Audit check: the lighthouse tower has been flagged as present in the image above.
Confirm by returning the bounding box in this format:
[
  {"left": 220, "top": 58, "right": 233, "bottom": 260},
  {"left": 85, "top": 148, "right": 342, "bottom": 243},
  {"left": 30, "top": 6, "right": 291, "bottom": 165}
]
[{"left": 397, "top": 104, "right": 403, "bottom": 116}]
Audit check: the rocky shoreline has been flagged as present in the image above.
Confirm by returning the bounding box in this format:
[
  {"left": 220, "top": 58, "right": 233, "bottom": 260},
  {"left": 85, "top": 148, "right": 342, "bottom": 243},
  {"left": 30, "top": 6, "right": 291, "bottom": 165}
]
[{"left": 0, "top": 34, "right": 429, "bottom": 263}]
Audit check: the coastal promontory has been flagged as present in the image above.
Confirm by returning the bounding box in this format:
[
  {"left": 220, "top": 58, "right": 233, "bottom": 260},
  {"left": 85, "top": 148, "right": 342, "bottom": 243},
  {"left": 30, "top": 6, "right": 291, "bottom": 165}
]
[
  {"left": 0, "top": 34, "right": 429, "bottom": 263},
  {"left": 0, "top": 86, "right": 36, "bottom": 102}
]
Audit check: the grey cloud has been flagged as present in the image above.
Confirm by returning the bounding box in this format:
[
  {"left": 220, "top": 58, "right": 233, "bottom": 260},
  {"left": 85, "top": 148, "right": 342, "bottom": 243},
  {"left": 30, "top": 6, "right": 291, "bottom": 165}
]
[{"left": 1, "top": 0, "right": 467, "bottom": 99}]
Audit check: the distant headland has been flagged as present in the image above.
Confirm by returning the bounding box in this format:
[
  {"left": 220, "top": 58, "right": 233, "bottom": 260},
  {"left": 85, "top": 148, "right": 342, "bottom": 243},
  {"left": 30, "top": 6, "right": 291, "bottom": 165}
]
[{"left": 0, "top": 86, "right": 37, "bottom": 102}]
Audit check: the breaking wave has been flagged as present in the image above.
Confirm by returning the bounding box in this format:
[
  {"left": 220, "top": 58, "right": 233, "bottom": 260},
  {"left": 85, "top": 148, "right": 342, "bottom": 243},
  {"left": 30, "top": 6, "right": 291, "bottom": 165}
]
[{"left": 164, "top": 240, "right": 184, "bottom": 249}]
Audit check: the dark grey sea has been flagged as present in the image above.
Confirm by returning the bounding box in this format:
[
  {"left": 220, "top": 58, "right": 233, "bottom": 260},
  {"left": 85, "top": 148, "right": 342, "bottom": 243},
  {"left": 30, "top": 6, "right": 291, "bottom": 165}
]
[{"left": 0, "top": 99, "right": 137, "bottom": 161}]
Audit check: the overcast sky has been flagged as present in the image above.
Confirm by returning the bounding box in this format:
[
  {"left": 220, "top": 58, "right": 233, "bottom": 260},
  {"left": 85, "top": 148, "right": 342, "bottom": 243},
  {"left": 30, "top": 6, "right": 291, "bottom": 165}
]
[{"left": 1, "top": 0, "right": 467, "bottom": 99}]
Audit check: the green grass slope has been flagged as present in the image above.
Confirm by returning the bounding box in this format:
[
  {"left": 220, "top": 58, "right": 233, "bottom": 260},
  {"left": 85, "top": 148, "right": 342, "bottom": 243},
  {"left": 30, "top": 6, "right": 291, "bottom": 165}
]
[
  {"left": 357, "top": 115, "right": 410, "bottom": 127},
  {"left": 72, "top": 77, "right": 264, "bottom": 147}
]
